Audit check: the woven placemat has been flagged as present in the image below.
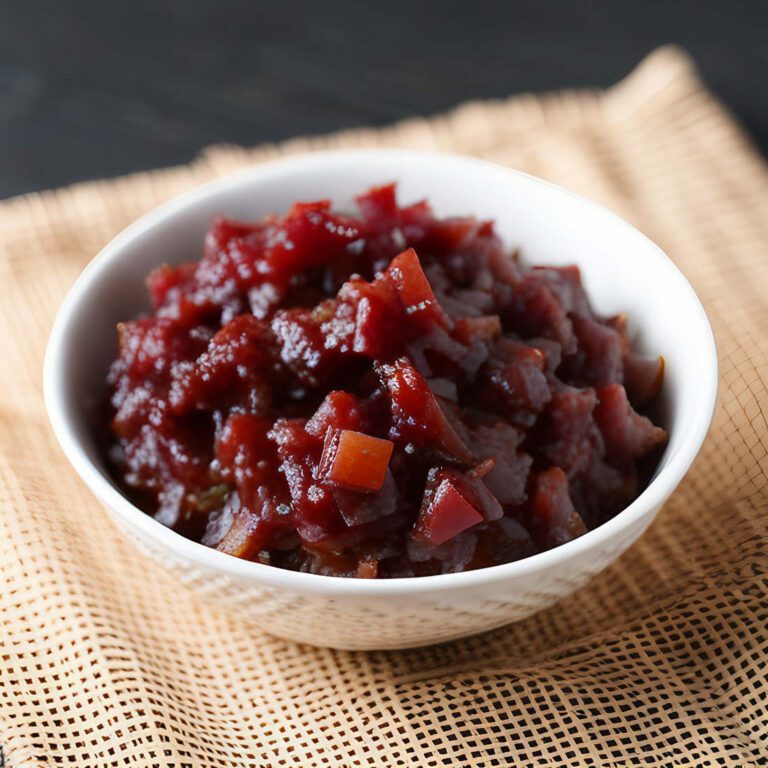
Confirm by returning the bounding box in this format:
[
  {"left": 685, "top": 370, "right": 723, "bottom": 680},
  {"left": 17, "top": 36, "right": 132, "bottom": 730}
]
[{"left": 1, "top": 47, "right": 766, "bottom": 767}]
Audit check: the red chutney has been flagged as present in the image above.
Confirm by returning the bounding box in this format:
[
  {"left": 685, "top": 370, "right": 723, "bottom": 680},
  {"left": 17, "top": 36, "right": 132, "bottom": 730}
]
[{"left": 106, "top": 184, "right": 668, "bottom": 578}]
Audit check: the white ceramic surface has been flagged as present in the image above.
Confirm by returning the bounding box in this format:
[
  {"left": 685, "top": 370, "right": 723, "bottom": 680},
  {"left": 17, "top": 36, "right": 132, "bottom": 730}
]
[{"left": 44, "top": 150, "right": 717, "bottom": 650}]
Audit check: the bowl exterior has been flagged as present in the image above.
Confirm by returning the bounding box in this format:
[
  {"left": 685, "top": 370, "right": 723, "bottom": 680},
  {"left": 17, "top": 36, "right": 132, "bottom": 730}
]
[
  {"left": 45, "top": 150, "right": 717, "bottom": 651},
  {"left": 107, "top": 499, "right": 660, "bottom": 650}
]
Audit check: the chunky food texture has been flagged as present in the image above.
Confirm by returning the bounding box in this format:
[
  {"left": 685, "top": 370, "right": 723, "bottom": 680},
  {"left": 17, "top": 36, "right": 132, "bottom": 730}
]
[{"left": 106, "top": 185, "right": 668, "bottom": 577}]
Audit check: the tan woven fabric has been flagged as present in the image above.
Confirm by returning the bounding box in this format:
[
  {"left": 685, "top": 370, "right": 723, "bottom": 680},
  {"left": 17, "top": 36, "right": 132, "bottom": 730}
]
[{"left": 1, "top": 46, "right": 766, "bottom": 767}]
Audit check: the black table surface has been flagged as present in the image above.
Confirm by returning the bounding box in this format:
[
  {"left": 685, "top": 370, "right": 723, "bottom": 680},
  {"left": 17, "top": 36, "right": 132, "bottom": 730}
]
[{"left": 1, "top": 0, "right": 766, "bottom": 200}]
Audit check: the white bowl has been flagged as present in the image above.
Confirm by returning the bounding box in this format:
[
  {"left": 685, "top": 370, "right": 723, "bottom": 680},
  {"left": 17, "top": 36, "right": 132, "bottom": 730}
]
[{"left": 44, "top": 150, "right": 717, "bottom": 650}]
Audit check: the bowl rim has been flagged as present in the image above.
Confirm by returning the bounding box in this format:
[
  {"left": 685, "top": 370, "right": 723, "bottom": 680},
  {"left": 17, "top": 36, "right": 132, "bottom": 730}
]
[{"left": 43, "top": 148, "right": 718, "bottom": 596}]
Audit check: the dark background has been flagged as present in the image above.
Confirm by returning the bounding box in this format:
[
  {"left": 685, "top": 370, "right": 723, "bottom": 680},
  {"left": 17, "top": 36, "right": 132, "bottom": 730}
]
[{"left": 1, "top": 0, "right": 766, "bottom": 199}]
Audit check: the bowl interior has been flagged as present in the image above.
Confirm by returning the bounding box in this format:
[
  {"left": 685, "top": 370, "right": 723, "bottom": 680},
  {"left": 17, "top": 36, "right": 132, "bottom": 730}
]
[{"left": 47, "top": 150, "right": 716, "bottom": 587}]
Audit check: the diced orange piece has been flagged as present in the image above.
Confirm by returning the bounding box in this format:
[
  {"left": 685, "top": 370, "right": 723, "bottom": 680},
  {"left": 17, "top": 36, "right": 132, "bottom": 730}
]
[
  {"left": 356, "top": 560, "right": 379, "bottom": 578},
  {"left": 216, "top": 509, "right": 264, "bottom": 559},
  {"left": 416, "top": 479, "right": 483, "bottom": 546},
  {"left": 323, "top": 429, "right": 394, "bottom": 492}
]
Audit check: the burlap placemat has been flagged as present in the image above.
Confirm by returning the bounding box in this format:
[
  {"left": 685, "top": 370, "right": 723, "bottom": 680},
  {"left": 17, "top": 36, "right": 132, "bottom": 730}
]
[{"left": 1, "top": 46, "right": 766, "bottom": 767}]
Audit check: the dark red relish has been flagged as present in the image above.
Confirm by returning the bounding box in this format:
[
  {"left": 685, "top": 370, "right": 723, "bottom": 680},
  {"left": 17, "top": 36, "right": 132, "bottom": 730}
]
[{"left": 105, "top": 184, "right": 668, "bottom": 578}]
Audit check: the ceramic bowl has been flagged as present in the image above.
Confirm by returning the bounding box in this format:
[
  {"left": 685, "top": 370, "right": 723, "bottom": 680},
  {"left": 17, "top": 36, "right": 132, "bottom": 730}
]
[{"left": 44, "top": 150, "right": 717, "bottom": 650}]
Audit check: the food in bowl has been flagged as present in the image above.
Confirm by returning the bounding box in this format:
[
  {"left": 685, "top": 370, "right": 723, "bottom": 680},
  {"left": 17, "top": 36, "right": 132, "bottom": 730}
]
[{"left": 105, "top": 183, "right": 667, "bottom": 578}]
